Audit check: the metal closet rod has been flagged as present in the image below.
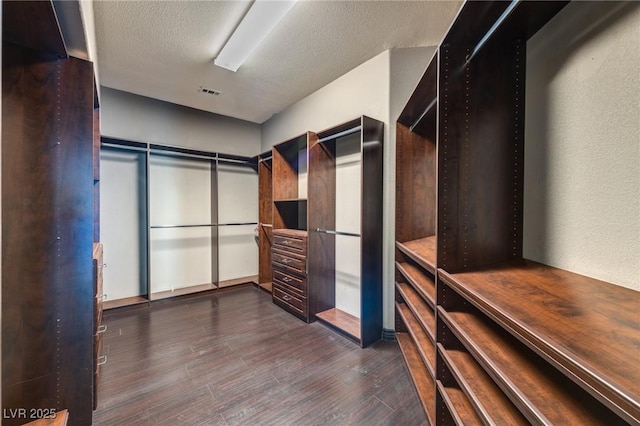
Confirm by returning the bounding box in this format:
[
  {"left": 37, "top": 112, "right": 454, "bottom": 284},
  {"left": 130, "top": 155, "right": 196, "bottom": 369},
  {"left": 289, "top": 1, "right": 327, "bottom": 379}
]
[
  {"left": 315, "top": 228, "right": 361, "bottom": 238},
  {"left": 150, "top": 222, "right": 258, "bottom": 229},
  {"left": 317, "top": 125, "right": 362, "bottom": 143},
  {"left": 101, "top": 138, "right": 255, "bottom": 165},
  {"left": 410, "top": 97, "right": 437, "bottom": 132},
  {"left": 465, "top": 0, "right": 521, "bottom": 64}
]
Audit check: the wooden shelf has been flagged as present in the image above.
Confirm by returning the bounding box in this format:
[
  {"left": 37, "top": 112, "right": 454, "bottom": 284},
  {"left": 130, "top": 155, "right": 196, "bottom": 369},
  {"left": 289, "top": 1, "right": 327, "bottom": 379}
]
[
  {"left": 395, "top": 260, "right": 435, "bottom": 309},
  {"left": 104, "top": 296, "right": 148, "bottom": 310},
  {"left": 395, "top": 282, "right": 435, "bottom": 342},
  {"left": 436, "top": 380, "right": 483, "bottom": 425},
  {"left": 396, "top": 236, "right": 436, "bottom": 274},
  {"left": 396, "top": 302, "right": 435, "bottom": 378},
  {"left": 257, "top": 281, "right": 272, "bottom": 293},
  {"left": 438, "top": 306, "right": 619, "bottom": 424},
  {"left": 437, "top": 343, "right": 527, "bottom": 425},
  {"left": 439, "top": 260, "right": 640, "bottom": 422},
  {"left": 151, "top": 283, "right": 216, "bottom": 300},
  {"left": 274, "top": 198, "right": 307, "bottom": 203},
  {"left": 397, "top": 332, "right": 435, "bottom": 425},
  {"left": 218, "top": 275, "right": 259, "bottom": 289},
  {"left": 315, "top": 308, "right": 360, "bottom": 342}
]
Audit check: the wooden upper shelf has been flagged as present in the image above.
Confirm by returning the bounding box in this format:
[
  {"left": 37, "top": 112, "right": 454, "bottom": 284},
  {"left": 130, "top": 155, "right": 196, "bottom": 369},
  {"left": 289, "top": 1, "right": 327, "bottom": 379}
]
[
  {"left": 396, "top": 236, "right": 437, "bottom": 275},
  {"left": 438, "top": 259, "right": 640, "bottom": 423}
]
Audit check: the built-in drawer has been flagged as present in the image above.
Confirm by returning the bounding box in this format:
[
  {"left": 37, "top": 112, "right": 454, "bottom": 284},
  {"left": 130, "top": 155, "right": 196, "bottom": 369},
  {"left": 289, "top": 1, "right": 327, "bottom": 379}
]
[
  {"left": 273, "top": 283, "right": 307, "bottom": 318},
  {"left": 273, "top": 233, "right": 307, "bottom": 255},
  {"left": 273, "top": 268, "right": 306, "bottom": 296},
  {"left": 272, "top": 248, "right": 306, "bottom": 277}
]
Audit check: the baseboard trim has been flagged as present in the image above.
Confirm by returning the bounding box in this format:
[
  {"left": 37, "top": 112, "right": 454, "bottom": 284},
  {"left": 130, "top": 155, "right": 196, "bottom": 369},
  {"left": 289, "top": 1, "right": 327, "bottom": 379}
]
[{"left": 382, "top": 328, "right": 396, "bottom": 342}]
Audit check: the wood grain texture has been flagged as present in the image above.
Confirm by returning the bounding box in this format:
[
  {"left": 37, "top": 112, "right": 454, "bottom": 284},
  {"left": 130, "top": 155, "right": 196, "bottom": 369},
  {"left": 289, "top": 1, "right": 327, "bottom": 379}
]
[
  {"left": 397, "top": 332, "right": 435, "bottom": 425},
  {"left": 439, "top": 261, "right": 640, "bottom": 423},
  {"left": 396, "top": 303, "right": 435, "bottom": 379},
  {"left": 258, "top": 159, "right": 273, "bottom": 284},
  {"left": 2, "top": 1, "right": 66, "bottom": 58},
  {"left": 307, "top": 131, "right": 336, "bottom": 319},
  {"left": 396, "top": 236, "right": 437, "bottom": 275},
  {"left": 395, "top": 283, "right": 435, "bottom": 343},
  {"left": 2, "top": 44, "right": 95, "bottom": 425},
  {"left": 438, "top": 306, "right": 623, "bottom": 424},
  {"left": 438, "top": 344, "right": 527, "bottom": 425},
  {"left": 436, "top": 380, "right": 482, "bottom": 426},
  {"left": 316, "top": 308, "right": 361, "bottom": 342},
  {"left": 92, "top": 288, "right": 427, "bottom": 425},
  {"left": 395, "top": 124, "right": 437, "bottom": 244},
  {"left": 395, "top": 260, "right": 436, "bottom": 309}
]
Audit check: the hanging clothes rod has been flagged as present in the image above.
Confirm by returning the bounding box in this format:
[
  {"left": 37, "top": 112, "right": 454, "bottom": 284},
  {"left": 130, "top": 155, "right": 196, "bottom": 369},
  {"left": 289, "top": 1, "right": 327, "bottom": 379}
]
[
  {"left": 216, "top": 222, "right": 258, "bottom": 226},
  {"left": 317, "top": 125, "right": 362, "bottom": 143},
  {"left": 315, "top": 228, "right": 361, "bottom": 237},
  {"left": 217, "top": 157, "right": 254, "bottom": 165},
  {"left": 150, "top": 149, "right": 217, "bottom": 162},
  {"left": 258, "top": 155, "right": 273, "bottom": 162},
  {"left": 101, "top": 142, "right": 148, "bottom": 153},
  {"left": 409, "top": 97, "right": 438, "bottom": 132},
  {"left": 466, "top": 0, "right": 521, "bottom": 64},
  {"left": 260, "top": 223, "right": 273, "bottom": 227},
  {"left": 150, "top": 224, "right": 215, "bottom": 229}
]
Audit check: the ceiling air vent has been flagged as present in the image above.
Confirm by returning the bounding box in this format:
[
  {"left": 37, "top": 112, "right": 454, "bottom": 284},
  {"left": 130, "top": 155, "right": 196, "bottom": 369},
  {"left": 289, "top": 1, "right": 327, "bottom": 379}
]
[{"left": 198, "top": 86, "right": 222, "bottom": 96}]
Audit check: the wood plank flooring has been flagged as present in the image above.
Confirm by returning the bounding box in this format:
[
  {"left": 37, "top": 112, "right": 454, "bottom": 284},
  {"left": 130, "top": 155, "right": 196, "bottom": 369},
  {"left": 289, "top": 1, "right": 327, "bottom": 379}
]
[{"left": 93, "top": 286, "right": 427, "bottom": 425}]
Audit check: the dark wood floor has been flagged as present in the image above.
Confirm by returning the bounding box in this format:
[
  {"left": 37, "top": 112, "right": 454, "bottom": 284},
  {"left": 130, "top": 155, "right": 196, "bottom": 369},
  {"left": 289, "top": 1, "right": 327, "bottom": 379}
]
[{"left": 93, "top": 286, "right": 427, "bottom": 425}]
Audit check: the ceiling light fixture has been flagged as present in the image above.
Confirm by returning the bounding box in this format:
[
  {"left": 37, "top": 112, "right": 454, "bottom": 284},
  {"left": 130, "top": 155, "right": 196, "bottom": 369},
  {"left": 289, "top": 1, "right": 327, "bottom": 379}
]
[{"left": 214, "top": 0, "right": 297, "bottom": 72}]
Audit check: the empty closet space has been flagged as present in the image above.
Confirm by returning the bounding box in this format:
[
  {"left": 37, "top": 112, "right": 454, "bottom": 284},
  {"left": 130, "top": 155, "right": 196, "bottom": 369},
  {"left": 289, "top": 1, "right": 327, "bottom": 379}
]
[
  {"left": 309, "top": 116, "right": 384, "bottom": 347},
  {"left": 394, "top": 1, "right": 640, "bottom": 424},
  {"left": 100, "top": 139, "right": 258, "bottom": 309}
]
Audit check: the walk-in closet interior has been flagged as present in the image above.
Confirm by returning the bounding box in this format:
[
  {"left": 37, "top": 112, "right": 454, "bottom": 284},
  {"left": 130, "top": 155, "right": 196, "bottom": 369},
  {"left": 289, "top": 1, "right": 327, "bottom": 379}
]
[
  {"left": 394, "top": 1, "right": 640, "bottom": 424},
  {"left": 2, "top": 0, "right": 639, "bottom": 425},
  {"left": 100, "top": 139, "right": 259, "bottom": 308}
]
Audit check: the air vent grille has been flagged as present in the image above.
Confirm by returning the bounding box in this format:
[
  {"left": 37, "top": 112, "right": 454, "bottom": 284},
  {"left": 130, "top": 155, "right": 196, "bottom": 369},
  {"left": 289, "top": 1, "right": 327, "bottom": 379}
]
[{"left": 198, "top": 86, "right": 222, "bottom": 96}]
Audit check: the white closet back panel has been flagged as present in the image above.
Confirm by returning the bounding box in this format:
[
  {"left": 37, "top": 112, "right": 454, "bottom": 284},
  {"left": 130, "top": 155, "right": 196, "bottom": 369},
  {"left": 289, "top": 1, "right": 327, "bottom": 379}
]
[
  {"left": 100, "top": 150, "right": 146, "bottom": 299},
  {"left": 150, "top": 157, "right": 212, "bottom": 291},
  {"left": 298, "top": 148, "right": 308, "bottom": 199},
  {"left": 335, "top": 133, "right": 362, "bottom": 318},
  {"left": 217, "top": 163, "right": 259, "bottom": 281}
]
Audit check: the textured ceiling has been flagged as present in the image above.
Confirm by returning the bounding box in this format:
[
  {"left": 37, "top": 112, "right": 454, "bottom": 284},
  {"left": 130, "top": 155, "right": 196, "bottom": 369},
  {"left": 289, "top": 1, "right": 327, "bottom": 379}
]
[{"left": 94, "top": 1, "right": 462, "bottom": 124}]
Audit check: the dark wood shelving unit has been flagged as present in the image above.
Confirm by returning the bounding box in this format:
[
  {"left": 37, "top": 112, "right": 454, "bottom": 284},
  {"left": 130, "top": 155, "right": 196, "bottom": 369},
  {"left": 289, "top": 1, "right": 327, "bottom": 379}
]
[
  {"left": 271, "top": 134, "right": 312, "bottom": 321},
  {"left": 396, "top": 332, "right": 436, "bottom": 426},
  {"left": 258, "top": 150, "right": 273, "bottom": 293},
  {"left": 3, "top": 2, "right": 98, "bottom": 423},
  {"left": 308, "top": 116, "right": 384, "bottom": 347},
  {"left": 395, "top": 1, "right": 639, "bottom": 424}
]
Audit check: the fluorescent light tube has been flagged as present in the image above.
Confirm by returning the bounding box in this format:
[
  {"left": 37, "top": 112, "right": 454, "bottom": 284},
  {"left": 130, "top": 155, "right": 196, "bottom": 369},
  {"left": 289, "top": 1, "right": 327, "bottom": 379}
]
[{"left": 215, "top": 0, "right": 297, "bottom": 72}]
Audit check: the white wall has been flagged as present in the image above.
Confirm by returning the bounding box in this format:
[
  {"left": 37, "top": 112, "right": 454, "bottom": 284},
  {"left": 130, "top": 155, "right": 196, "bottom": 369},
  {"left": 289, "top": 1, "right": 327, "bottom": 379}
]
[
  {"left": 262, "top": 47, "right": 434, "bottom": 330},
  {"left": 149, "top": 156, "right": 213, "bottom": 292},
  {"left": 101, "top": 87, "right": 261, "bottom": 156},
  {"left": 524, "top": 2, "right": 640, "bottom": 291},
  {"left": 100, "top": 150, "right": 146, "bottom": 300},
  {"left": 217, "top": 163, "right": 259, "bottom": 282}
]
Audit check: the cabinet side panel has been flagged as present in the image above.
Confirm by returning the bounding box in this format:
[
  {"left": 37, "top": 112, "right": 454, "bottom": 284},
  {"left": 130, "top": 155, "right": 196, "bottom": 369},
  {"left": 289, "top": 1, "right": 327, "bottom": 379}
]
[{"left": 2, "top": 47, "right": 94, "bottom": 425}]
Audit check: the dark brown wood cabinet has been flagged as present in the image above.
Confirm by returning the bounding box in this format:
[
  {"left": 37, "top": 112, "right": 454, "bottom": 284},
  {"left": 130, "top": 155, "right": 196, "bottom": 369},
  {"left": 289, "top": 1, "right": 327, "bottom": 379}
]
[
  {"left": 272, "top": 229, "right": 308, "bottom": 321},
  {"left": 395, "top": 1, "right": 639, "bottom": 424},
  {"left": 271, "top": 134, "right": 311, "bottom": 321},
  {"left": 308, "top": 116, "right": 384, "bottom": 348},
  {"left": 257, "top": 151, "right": 274, "bottom": 293},
  {"left": 2, "top": 2, "right": 98, "bottom": 424}
]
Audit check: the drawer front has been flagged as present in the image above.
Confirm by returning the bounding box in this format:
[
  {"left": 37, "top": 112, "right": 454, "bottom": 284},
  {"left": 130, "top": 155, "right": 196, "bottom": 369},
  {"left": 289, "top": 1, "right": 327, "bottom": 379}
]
[
  {"left": 272, "top": 249, "right": 306, "bottom": 277},
  {"left": 273, "top": 268, "right": 306, "bottom": 296},
  {"left": 273, "top": 284, "right": 307, "bottom": 318},
  {"left": 273, "top": 234, "right": 306, "bottom": 255}
]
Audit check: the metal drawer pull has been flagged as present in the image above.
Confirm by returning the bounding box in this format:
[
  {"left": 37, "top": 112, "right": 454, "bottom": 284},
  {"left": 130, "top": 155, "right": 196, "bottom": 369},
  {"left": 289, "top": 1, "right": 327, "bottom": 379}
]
[
  {"left": 281, "top": 259, "right": 291, "bottom": 264},
  {"left": 282, "top": 240, "right": 292, "bottom": 245},
  {"left": 97, "top": 324, "right": 107, "bottom": 333},
  {"left": 97, "top": 355, "right": 107, "bottom": 366},
  {"left": 282, "top": 277, "right": 292, "bottom": 283},
  {"left": 282, "top": 295, "right": 291, "bottom": 301}
]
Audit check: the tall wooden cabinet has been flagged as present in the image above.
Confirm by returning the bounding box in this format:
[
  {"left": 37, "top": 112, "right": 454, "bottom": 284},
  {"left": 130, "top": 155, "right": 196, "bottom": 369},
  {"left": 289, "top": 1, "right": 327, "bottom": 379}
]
[
  {"left": 2, "top": 2, "right": 99, "bottom": 424},
  {"left": 309, "top": 117, "right": 384, "bottom": 347},
  {"left": 395, "top": 1, "right": 639, "bottom": 424},
  {"left": 271, "top": 134, "right": 311, "bottom": 321}
]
